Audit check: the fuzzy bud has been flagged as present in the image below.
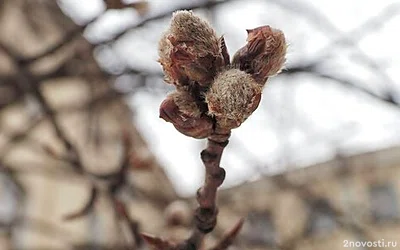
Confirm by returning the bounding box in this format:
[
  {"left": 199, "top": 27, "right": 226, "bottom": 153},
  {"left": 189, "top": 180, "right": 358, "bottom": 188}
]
[
  {"left": 164, "top": 201, "right": 192, "bottom": 227},
  {"left": 158, "top": 10, "right": 226, "bottom": 87},
  {"left": 205, "top": 69, "right": 262, "bottom": 129},
  {"left": 159, "top": 91, "right": 213, "bottom": 138},
  {"left": 232, "top": 25, "right": 286, "bottom": 85}
]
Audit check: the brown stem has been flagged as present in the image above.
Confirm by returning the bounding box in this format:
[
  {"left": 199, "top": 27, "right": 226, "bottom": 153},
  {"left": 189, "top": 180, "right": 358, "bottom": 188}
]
[
  {"left": 143, "top": 131, "right": 242, "bottom": 250},
  {"left": 195, "top": 133, "right": 229, "bottom": 234}
]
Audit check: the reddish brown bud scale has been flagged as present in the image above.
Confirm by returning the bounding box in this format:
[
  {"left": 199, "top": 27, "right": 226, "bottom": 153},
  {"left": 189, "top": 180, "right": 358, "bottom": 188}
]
[
  {"left": 232, "top": 25, "right": 286, "bottom": 85},
  {"left": 159, "top": 92, "right": 213, "bottom": 139},
  {"left": 158, "top": 10, "right": 225, "bottom": 87}
]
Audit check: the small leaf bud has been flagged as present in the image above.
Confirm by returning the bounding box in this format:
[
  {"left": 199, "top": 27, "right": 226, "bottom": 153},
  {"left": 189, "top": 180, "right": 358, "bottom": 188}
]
[
  {"left": 158, "top": 10, "right": 225, "bottom": 87},
  {"left": 205, "top": 69, "right": 262, "bottom": 129},
  {"left": 232, "top": 25, "right": 286, "bottom": 85},
  {"left": 160, "top": 91, "right": 213, "bottom": 138}
]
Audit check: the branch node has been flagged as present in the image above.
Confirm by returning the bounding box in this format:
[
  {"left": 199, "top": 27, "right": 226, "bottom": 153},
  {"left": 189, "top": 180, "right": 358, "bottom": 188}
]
[
  {"left": 208, "top": 139, "right": 229, "bottom": 148},
  {"left": 200, "top": 150, "right": 218, "bottom": 163},
  {"left": 194, "top": 207, "right": 218, "bottom": 234},
  {"left": 211, "top": 167, "right": 226, "bottom": 186}
]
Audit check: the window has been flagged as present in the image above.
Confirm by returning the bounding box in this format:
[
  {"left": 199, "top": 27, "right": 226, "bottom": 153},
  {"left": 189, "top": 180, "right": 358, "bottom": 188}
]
[
  {"left": 306, "top": 199, "right": 337, "bottom": 236},
  {"left": 243, "top": 211, "right": 276, "bottom": 246},
  {"left": 369, "top": 183, "right": 399, "bottom": 223}
]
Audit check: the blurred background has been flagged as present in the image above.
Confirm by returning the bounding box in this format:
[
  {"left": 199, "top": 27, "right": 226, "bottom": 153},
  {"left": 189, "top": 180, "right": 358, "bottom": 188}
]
[{"left": 0, "top": 0, "right": 399, "bottom": 249}]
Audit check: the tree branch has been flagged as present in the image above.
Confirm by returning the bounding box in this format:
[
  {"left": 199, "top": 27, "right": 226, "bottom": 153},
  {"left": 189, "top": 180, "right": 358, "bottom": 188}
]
[
  {"left": 143, "top": 131, "right": 242, "bottom": 250},
  {"left": 207, "top": 218, "right": 244, "bottom": 250},
  {"left": 21, "top": 11, "right": 103, "bottom": 65},
  {"left": 283, "top": 65, "right": 400, "bottom": 108},
  {"left": 96, "top": 0, "right": 237, "bottom": 45}
]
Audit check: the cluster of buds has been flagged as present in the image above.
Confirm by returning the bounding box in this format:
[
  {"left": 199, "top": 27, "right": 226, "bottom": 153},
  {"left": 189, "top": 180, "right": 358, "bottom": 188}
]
[{"left": 159, "top": 10, "right": 286, "bottom": 138}]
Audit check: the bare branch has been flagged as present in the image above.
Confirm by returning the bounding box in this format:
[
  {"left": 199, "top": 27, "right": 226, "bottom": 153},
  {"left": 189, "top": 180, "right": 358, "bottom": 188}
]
[
  {"left": 283, "top": 65, "right": 400, "bottom": 108},
  {"left": 195, "top": 133, "right": 229, "bottom": 233},
  {"left": 63, "top": 186, "right": 98, "bottom": 220},
  {"left": 143, "top": 131, "right": 242, "bottom": 250},
  {"left": 21, "top": 12, "right": 102, "bottom": 65},
  {"left": 96, "top": 0, "right": 238, "bottom": 45},
  {"left": 141, "top": 233, "right": 176, "bottom": 250},
  {"left": 208, "top": 218, "right": 244, "bottom": 250}
]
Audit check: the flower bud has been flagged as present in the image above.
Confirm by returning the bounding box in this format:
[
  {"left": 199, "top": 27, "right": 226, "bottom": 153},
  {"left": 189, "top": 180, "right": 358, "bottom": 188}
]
[
  {"left": 232, "top": 25, "right": 286, "bottom": 85},
  {"left": 158, "top": 10, "right": 225, "bottom": 87},
  {"left": 159, "top": 91, "right": 213, "bottom": 139},
  {"left": 205, "top": 69, "right": 262, "bottom": 129}
]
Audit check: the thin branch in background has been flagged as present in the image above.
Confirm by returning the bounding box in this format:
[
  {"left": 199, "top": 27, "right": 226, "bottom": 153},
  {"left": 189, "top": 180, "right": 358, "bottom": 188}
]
[
  {"left": 63, "top": 186, "right": 98, "bottom": 221},
  {"left": 207, "top": 218, "right": 244, "bottom": 250},
  {"left": 283, "top": 65, "right": 400, "bottom": 108},
  {"left": 21, "top": 0, "right": 149, "bottom": 66},
  {"left": 104, "top": 0, "right": 149, "bottom": 14},
  {"left": 326, "top": 5, "right": 398, "bottom": 88},
  {"left": 281, "top": 2, "right": 400, "bottom": 105},
  {"left": 111, "top": 0, "right": 399, "bottom": 110},
  {"left": 21, "top": 27, "right": 84, "bottom": 65},
  {"left": 0, "top": 4, "right": 144, "bottom": 249},
  {"left": 311, "top": 3, "right": 400, "bottom": 62},
  {"left": 141, "top": 233, "right": 173, "bottom": 250},
  {"left": 0, "top": 40, "right": 89, "bottom": 175},
  {"left": 96, "top": 0, "right": 238, "bottom": 45},
  {"left": 272, "top": 0, "right": 396, "bottom": 85},
  {"left": 113, "top": 199, "right": 143, "bottom": 249},
  {"left": 20, "top": 12, "right": 103, "bottom": 65},
  {"left": 0, "top": 41, "right": 24, "bottom": 61},
  {"left": 108, "top": 130, "right": 144, "bottom": 249},
  {"left": 0, "top": 116, "right": 44, "bottom": 160},
  {"left": 0, "top": 162, "right": 25, "bottom": 206}
]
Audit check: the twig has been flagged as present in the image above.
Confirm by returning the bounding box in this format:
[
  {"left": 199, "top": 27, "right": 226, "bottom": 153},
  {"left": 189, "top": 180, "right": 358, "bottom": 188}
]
[
  {"left": 0, "top": 116, "right": 44, "bottom": 160},
  {"left": 283, "top": 65, "right": 400, "bottom": 108},
  {"left": 0, "top": 40, "right": 86, "bottom": 171},
  {"left": 106, "top": 130, "right": 145, "bottom": 249},
  {"left": 309, "top": 3, "right": 399, "bottom": 74},
  {"left": 113, "top": 198, "right": 143, "bottom": 249},
  {"left": 207, "top": 218, "right": 244, "bottom": 250},
  {"left": 280, "top": 2, "right": 400, "bottom": 105},
  {"left": 195, "top": 132, "right": 229, "bottom": 233},
  {"left": 0, "top": 41, "right": 23, "bottom": 61},
  {"left": 141, "top": 233, "right": 176, "bottom": 250},
  {"left": 64, "top": 186, "right": 98, "bottom": 220},
  {"left": 96, "top": 0, "right": 237, "bottom": 45},
  {"left": 143, "top": 131, "right": 242, "bottom": 250},
  {"left": 271, "top": 0, "right": 397, "bottom": 88},
  {"left": 1, "top": 3, "right": 148, "bottom": 250},
  {"left": 21, "top": 11, "right": 103, "bottom": 65}
]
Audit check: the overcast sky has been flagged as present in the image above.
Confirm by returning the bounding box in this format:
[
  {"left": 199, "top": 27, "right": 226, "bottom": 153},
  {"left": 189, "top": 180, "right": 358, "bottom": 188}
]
[{"left": 61, "top": 0, "right": 400, "bottom": 196}]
